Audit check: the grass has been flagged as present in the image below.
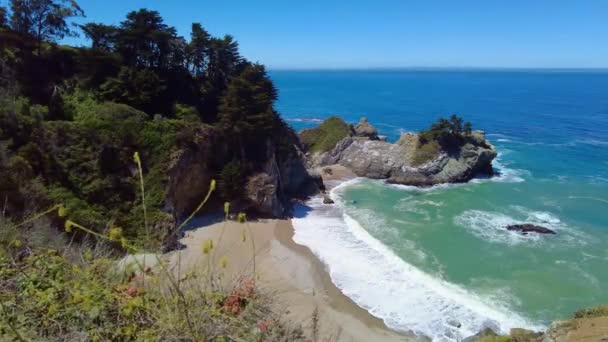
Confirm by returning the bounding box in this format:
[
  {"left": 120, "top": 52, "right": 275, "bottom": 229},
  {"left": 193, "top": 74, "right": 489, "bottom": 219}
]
[
  {"left": 299, "top": 116, "right": 353, "bottom": 153},
  {"left": 411, "top": 140, "right": 441, "bottom": 166},
  {"left": 0, "top": 152, "right": 305, "bottom": 341}
]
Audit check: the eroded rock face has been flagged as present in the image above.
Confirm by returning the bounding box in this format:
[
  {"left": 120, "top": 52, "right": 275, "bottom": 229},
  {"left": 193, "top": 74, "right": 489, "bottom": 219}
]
[
  {"left": 316, "top": 131, "right": 497, "bottom": 186},
  {"left": 245, "top": 172, "right": 283, "bottom": 217},
  {"left": 166, "top": 126, "right": 320, "bottom": 220},
  {"left": 353, "top": 117, "right": 378, "bottom": 140}
]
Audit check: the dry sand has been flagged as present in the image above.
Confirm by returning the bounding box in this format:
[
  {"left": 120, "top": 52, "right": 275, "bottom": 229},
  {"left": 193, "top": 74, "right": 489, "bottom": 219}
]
[{"left": 168, "top": 218, "right": 418, "bottom": 341}]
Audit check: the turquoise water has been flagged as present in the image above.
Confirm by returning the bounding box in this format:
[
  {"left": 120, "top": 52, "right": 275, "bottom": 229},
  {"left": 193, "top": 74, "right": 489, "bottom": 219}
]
[{"left": 275, "top": 70, "right": 608, "bottom": 340}]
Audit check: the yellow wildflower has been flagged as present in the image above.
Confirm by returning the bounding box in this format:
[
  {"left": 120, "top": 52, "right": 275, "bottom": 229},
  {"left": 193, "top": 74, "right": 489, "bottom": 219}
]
[
  {"left": 210, "top": 179, "right": 216, "bottom": 191},
  {"left": 57, "top": 204, "right": 67, "bottom": 217},
  {"left": 64, "top": 220, "right": 74, "bottom": 233},
  {"left": 224, "top": 202, "right": 230, "bottom": 217},
  {"left": 109, "top": 226, "right": 123, "bottom": 241},
  {"left": 133, "top": 151, "right": 141, "bottom": 164},
  {"left": 202, "top": 239, "right": 214, "bottom": 254},
  {"left": 237, "top": 213, "right": 246, "bottom": 224},
  {"left": 12, "top": 239, "right": 22, "bottom": 248}
]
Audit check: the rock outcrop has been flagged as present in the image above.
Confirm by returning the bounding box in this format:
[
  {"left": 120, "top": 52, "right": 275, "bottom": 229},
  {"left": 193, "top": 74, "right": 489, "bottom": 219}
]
[
  {"left": 353, "top": 117, "right": 379, "bottom": 140},
  {"left": 304, "top": 117, "right": 497, "bottom": 186},
  {"left": 507, "top": 224, "right": 556, "bottom": 235},
  {"left": 166, "top": 125, "right": 320, "bottom": 220}
]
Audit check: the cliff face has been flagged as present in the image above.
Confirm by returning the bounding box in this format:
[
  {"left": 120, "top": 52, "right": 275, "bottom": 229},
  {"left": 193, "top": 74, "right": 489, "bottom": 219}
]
[
  {"left": 165, "top": 125, "right": 319, "bottom": 221},
  {"left": 304, "top": 117, "right": 497, "bottom": 186}
]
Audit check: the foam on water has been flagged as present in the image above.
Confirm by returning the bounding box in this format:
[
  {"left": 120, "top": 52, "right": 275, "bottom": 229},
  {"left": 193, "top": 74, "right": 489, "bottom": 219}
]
[
  {"left": 292, "top": 179, "right": 543, "bottom": 341},
  {"left": 454, "top": 207, "right": 587, "bottom": 246}
]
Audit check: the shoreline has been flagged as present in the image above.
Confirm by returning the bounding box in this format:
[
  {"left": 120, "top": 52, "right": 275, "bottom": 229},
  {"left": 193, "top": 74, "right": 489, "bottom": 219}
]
[{"left": 171, "top": 206, "right": 416, "bottom": 341}]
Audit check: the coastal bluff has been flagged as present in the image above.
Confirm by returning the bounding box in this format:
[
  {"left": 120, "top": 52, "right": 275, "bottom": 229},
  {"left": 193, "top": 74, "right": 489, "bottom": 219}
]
[{"left": 300, "top": 116, "right": 497, "bottom": 186}]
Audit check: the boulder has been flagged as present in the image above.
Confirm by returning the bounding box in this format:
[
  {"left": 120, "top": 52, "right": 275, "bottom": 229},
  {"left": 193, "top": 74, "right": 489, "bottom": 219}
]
[
  {"left": 506, "top": 224, "right": 556, "bottom": 235},
  {"left": 353, "top": 117, "right": 379, "bottom": 140},
  {"left": 323, "top": 195, "right": 334, "bottom": 204},
  {"left": 463, "top": 327, "right": 499, "bottom": 342},
  {"left": 245, "top": 173, "right": 283, "bottom": 217}
]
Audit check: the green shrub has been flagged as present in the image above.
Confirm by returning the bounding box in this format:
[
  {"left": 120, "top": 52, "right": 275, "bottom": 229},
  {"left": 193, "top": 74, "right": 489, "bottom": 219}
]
[
  {"left": 574, "top": 305, "right": 608, "bottom": 319},
  {"left": 218, "top": 159, "right": 244, "bottom": 200},
  {"left": 418, "top": 114, "right": 473, "bottom": 153},
  {"left": 299, "top": 116, "right": 353, "bottom": 153},
  {"left": 411, "top": 140, "right": 441, "bottom": 166}
]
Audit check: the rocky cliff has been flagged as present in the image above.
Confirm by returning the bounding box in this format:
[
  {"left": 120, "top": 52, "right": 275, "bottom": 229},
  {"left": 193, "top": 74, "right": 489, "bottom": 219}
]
[
  {"left": 165, "top": 125, "right": 320, "bottom": 220},
  {"left": 303, "top": 117, "right": 497, "bottom": 186}
]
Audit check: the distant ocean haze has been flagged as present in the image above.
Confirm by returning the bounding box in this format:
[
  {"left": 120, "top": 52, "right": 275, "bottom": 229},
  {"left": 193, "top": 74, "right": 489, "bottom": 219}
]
[{"left": 275, "top": 70, "right": 608, "bottom": 340}]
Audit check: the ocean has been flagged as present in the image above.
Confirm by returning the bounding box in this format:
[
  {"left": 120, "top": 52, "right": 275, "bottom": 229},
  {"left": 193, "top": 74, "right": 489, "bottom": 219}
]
[{"left": 270, "top": 69, "right": 608, "bottom": 341}]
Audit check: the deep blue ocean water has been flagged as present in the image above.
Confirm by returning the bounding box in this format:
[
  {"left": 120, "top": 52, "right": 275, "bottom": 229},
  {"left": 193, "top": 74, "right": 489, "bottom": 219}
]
[{"left": 273, "top": 70, "right": 608, "bottom": 340}]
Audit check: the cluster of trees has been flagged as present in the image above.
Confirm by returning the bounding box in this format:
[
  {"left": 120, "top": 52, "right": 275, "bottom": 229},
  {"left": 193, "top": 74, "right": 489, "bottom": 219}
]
[
  {"left": 0, "top": 1, "right": 296, "bottom": 240},
  {"left": 419, "top": 114, "right": 473, "bottom": 149},
  {"left": 1, "top": 1, "right": 280, "bottom": 127}
]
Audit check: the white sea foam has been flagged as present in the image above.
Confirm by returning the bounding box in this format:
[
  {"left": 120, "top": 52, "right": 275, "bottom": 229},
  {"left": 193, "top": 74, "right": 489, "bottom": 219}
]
[
  {"left": 386, "top": 153, "right": 527, "bottom": 195},
  {"left": 286, "top": 117, "right": 324, "bottom": 124},
  {"left": 575, "top": 138, "right": 608, "bottom": 147},
  {"left": 292, "top": 180, "right": 543, "bottom": 341},
  {"left": 454, "top": 207, "right": 587, "bottom": 246}
]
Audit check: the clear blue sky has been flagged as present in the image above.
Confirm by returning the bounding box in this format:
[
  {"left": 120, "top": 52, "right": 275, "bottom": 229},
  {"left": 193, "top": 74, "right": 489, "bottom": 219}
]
[{"left": 62, "top": 0, "right": 608, "bottom": 69}]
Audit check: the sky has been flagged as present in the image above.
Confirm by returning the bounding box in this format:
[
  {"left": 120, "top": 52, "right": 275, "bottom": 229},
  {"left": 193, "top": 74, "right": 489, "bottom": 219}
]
[{"left": 59, "top": 0, "right": 608, "bottom": 69}]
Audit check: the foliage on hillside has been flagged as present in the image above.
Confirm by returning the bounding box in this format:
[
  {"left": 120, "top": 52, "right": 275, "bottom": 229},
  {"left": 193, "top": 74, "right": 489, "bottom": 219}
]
[
  {"left": 0, "top": 194, "right": 304, "bottom": 341},
  {"left": 299, "top": 116, "right": 354, "bottom": 153},
  {"left": 0, "top": 1, "right": 303, "bottom": 245}
]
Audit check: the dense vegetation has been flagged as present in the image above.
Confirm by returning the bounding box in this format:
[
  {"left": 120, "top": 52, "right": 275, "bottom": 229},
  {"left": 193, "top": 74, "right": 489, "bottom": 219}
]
[
  {"left": 0, "top": 1, "right": 298, "bottom": 246},
  {"left": 299, "top": 116, "right": 354, "bottom": 153},
  {"left": 0, "top": 201, "right": 304, "bottom": 341},
  {"left": 411, "top": 114, "right": 474, "bottom": 165},
  {"left": 0, "top": 2, "right": 308, "bottom": 337}
]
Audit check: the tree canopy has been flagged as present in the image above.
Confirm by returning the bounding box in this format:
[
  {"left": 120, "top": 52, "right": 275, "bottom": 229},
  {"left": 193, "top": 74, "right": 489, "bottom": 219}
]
[{"left": 0, "top": 4, "right": 297, "bottom": 240}]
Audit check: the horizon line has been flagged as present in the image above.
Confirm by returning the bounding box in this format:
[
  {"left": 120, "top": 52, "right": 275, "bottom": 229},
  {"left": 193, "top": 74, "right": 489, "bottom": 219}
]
[{"left": 268, "top": 66, "right": 608, "bottom": 72}]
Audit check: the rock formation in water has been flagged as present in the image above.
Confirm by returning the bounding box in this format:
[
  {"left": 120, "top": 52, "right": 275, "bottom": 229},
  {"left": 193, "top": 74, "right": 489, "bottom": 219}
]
[
  {"left": 506, "top": 224, "right": 556, "bottom": 235},
  {"left": 300, "top": 117, "right": 497, "bottom": 186}
]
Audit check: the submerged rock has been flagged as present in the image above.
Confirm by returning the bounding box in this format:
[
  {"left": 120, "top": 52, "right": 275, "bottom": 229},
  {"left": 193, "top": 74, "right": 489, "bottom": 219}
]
[
  {"left": 323, "top": 195, "right": 334, "bottom": 204},
  {"left": 506, "top": 224, "right": 556, "bottom": 235}
]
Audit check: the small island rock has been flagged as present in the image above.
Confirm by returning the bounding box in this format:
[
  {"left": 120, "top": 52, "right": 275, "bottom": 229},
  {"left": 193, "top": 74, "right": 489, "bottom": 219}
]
[{"left": 506, "top": 224, "right": 556, "bottom": 235}]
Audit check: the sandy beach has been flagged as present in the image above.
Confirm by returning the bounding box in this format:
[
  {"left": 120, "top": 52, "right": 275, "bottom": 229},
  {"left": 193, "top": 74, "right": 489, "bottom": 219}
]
[
  {"left": 170, "top": 218, "right": 416, "bottom": 341},
  {"left": 167, "top": 165, "right": 417, "bottom": 341}
]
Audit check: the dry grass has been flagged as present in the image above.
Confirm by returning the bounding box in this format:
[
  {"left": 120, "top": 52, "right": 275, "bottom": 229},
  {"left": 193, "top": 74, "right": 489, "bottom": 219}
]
[
  {"left": 411, "top": 140, "right": 441, "bottom": 166},
  {"left": 0, "top": 152, "right": 305, "bottom": 341}
]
